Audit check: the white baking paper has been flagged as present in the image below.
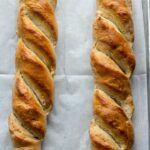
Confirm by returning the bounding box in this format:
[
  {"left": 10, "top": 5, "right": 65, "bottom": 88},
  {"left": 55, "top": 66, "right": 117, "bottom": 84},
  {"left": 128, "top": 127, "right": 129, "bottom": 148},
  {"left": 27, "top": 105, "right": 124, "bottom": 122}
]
[{"left": 0, "top": 0, "right": 148, "bottom": 150}]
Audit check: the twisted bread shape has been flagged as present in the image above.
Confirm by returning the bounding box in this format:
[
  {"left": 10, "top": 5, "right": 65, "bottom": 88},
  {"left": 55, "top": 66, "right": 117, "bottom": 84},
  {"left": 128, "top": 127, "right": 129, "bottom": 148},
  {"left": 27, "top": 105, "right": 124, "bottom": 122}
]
[
  {"left": 89, "top": 0, "right": 136, "bottom": 150},
  {"left": 8, "top": 0, "right": 58, "bottom": 149}
]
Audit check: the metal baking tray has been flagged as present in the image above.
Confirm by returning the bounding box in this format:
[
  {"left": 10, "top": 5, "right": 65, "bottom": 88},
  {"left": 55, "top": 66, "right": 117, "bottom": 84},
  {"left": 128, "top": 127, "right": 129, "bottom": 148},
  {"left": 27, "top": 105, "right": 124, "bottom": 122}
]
[{"left": 142, "top": 0, "right": 150, "bottom": 149}]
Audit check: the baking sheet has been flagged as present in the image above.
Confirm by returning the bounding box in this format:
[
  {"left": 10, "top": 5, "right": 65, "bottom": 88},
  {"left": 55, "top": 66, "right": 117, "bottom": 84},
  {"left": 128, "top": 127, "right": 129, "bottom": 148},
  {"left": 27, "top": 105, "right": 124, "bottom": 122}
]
[
  {"left": 142, "top": 0, "right": 150, "bottom": 147},
  {"left": 0, "top": 0, "right": 149, "bottom": 150}
]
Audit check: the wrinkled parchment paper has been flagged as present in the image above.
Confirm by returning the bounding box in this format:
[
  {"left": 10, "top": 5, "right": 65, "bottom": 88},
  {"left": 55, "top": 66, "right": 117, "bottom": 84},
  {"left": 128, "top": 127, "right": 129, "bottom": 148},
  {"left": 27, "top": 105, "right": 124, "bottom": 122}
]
[{"left": 0, "top": 0, "right": 148, "bottom": 150}]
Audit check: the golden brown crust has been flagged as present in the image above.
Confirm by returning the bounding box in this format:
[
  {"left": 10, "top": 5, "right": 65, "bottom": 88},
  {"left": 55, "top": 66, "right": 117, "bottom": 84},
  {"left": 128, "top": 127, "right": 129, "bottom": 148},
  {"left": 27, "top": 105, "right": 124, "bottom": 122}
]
[
  {"left": 90, "top": 120, "right": 120, "bottom": 150},
  {"left": 93, "top": 14, "right": 135, "bottom": 77},
  {"left": 16, "top": 40, "right": 54, "bottom": 111},
  {"left": 90, "top": 0, "right": 135, "bottom": 150},
  {"left": 97, "top": 0, "right": 134, "bottom": 42},
  {"left": 9, "top": 0, "right": 58, "bottom": 149},
  {"left": 90, "top": 49, "right": 134, "bottom": 118},
  {"left": 18, "top": 4, "right": 56, "bottom": 71},
  {"left": 9, "top": 113, "right": 41, "bottom": 149},
  {"left": 13, "top": 72, "right": 46, "bottom": 139},
  {"left": 93, "top": 90, "right": 134, "bottom": 149}
]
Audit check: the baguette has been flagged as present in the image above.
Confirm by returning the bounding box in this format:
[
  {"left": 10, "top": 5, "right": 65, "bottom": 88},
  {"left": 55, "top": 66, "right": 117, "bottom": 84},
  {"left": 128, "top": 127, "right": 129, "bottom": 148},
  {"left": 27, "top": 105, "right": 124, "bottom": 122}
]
[
  {"left": 8, "top": 0, "right": 58, "bottom": 149},
  {"left": 89, "top": 0, "right": 136, "bottom": 150}
]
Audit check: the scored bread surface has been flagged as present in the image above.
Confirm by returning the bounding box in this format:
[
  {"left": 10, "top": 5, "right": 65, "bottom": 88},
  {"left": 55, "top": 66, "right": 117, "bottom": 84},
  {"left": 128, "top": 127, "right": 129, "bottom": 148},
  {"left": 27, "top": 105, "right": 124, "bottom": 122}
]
[
  {"left": 89, "top": 0, "right": 136, "bottom": 150},
  {"left": 8, "top": 0, "right": 58, "bottom": 149}
]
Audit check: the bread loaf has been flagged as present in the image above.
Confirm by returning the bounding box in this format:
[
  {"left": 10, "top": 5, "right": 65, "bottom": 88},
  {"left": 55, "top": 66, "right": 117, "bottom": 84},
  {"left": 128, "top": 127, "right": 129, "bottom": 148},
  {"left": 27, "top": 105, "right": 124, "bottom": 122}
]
[
  {"left": 8, "top": 0, "right": 58, "bottom": 149},
  {"left": 89, "top": 0, "right": 136, "bottom": 150}
]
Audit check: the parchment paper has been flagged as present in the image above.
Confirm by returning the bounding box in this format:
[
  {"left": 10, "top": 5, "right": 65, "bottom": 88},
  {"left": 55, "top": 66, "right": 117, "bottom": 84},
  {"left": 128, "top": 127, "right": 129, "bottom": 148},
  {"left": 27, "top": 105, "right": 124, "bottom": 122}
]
[{"left": 0, "top": 0, "right": 148, "bottom": 150}]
